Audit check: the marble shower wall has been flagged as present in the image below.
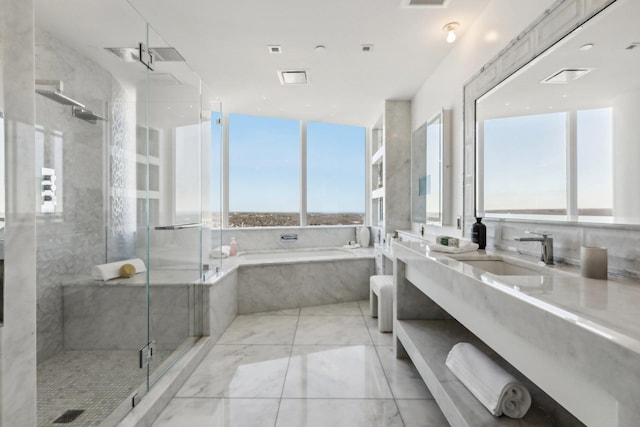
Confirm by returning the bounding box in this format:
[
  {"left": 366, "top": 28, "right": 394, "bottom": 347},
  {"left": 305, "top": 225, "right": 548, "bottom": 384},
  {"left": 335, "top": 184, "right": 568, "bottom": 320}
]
[
  {"left": 1, "top": 0, "right": 39, "bottom": 424},
  {"left": 34, "top": 28, "right": 118, "bottom": 362}
]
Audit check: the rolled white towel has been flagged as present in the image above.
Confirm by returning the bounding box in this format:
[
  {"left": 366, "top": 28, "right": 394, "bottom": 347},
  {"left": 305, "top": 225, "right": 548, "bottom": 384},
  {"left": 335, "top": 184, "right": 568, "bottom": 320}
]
[
  {"left": 445, "top": 342, "right": 531, "bottom": 418},
  {"left": 91, "top": 258, "right": 147, "bottom": 281},
  {"left": 210, "top": 246, "right": 230, "bottom": 259}
]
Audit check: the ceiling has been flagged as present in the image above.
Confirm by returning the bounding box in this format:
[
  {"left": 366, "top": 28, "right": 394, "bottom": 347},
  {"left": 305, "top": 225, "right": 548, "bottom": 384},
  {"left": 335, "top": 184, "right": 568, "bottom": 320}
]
[{"left": 35, "top": 0, "right": 490, "bottom": 127}]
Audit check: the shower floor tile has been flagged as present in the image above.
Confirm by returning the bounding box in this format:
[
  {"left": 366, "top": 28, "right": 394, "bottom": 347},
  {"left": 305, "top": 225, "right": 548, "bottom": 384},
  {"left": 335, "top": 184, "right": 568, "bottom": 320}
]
[{"left": 37, "top": 349, "right": 171, "bottom": 427}]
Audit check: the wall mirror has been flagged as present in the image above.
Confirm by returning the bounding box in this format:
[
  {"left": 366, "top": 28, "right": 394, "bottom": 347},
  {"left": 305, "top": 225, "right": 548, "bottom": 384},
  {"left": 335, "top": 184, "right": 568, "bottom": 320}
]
[
  {"left": 475, "top": 0, "right": 640, "bottom": 225},
  {"left": 411, "top": 109, "right": 450, "bottom": 226}
]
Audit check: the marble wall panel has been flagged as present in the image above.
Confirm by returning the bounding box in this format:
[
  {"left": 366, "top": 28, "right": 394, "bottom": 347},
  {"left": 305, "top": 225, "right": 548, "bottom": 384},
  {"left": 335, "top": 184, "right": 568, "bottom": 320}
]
[
  {"left": 0, "top": 0, "right": 38, "bottom": 424},
  {"left": 203, "top": 269, "right": 238, "bottom": 341},
  {"left": 238, "top": 259, "right": 374, "bottom": 314},
  {"left": 34, "top": 27, "right": 122, "bottom": 362},
  {"left": 63, "top": 285, "right": 193, "bottom": 351}
]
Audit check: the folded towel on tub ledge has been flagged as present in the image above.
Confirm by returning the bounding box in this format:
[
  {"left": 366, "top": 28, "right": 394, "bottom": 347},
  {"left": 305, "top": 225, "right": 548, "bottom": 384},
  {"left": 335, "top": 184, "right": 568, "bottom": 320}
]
[
  {"left": 91, "top": 258, "right": 147, "bottom": 281},
  {"left": 445, "top": 342, "right": 532, "bottom": 418}
]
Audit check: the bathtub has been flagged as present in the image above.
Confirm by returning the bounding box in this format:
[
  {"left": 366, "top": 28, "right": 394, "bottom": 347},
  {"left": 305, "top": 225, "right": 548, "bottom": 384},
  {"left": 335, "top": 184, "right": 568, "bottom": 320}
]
[
  {"left": 239, "top": 247, "right": 354, "bottom": 261},
  {"left": 228, "top": 246, "right": 375, "bottom": 313}
]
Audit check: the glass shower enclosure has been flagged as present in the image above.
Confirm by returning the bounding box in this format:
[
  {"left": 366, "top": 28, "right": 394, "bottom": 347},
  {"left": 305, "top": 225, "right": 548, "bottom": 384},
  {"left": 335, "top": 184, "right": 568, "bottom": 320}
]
[{"left": 33, "top": 1, "right": 222, "bottom": 424}]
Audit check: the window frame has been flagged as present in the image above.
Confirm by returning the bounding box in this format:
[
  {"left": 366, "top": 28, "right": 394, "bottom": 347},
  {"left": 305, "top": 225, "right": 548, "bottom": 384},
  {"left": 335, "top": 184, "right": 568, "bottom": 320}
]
[{"left": 221, "top": 115, "right": 368, "bottom": 229}]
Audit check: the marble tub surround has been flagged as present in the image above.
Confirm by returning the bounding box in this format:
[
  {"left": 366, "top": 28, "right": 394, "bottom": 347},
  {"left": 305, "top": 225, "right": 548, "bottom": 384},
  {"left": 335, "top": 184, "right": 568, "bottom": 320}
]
[
  {"left": 153, "top": 301, "right": 448, "bottom": 427},
  {"left": 393, "top": 240, "right": 640, "bottom": 426},
  {"left": 236, "top": 258, "right": 374, "bottom": 313}
]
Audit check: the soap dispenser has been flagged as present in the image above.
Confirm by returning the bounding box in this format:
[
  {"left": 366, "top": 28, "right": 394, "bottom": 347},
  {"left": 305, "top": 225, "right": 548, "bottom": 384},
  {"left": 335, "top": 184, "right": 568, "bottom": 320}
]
[
  {"left": 471, "top": 217, "right": 486, "bottom": 249},
  {"left": 229, "top": 237, "right": 238, "bottom": 257}
]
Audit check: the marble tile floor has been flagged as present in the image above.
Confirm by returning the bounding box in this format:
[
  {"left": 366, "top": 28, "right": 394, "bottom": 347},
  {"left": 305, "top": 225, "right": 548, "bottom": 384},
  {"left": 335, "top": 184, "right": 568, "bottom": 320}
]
[
  {"left": 153, "top": 301, "right": 450, "bottom": 427},
  {"left": 37, "top": 349, "right": 172, "bottom": 427}
]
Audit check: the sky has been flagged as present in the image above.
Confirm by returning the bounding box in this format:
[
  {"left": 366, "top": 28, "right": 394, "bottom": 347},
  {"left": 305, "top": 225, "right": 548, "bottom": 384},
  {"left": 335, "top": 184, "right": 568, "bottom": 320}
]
[
  {"left": 228, "top": 114, "right": 365, "bottom": 213},
  {"left": 482, "top": 108, "right": 612, "bottom": 213}
]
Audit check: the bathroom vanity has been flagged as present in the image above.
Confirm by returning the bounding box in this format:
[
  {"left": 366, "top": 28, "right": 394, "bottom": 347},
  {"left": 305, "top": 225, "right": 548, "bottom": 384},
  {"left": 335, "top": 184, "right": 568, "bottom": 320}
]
[{"left": 392, "top": 240, "right": 640, "bottom": 427}]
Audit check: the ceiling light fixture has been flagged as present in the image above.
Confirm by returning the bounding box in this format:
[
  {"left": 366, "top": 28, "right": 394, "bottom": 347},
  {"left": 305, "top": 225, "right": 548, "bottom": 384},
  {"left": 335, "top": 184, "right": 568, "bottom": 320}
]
[
  {"left": 314, "top": 45, "right": 327, "bottom": 53},
  {"left": 443, "top": 22, "right": 460, "bottom": 43},
  {"left": 579, "top": 43, "right": 594, "bottom": 51}
]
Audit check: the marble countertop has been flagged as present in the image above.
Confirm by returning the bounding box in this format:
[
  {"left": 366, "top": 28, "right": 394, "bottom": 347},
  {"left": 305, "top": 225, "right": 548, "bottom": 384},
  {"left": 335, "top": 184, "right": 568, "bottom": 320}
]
[{"left": 393, "top": 239, "right": 640, "bottom": 355}]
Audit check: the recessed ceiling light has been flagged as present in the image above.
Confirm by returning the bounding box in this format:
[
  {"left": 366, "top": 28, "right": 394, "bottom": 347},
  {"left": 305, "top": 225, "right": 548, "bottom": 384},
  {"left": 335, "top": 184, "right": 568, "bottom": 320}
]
[
  {"left": 361, "top": 44, "right": 374, "bottom": 53},
  {"left": 579, "top": 43, "right": 594, "bottom": 51},
  {"left": 315, "top": 45, "right": 327, "bottom": 53},
  {"left": 268, "top": 45, "right": 282, "bottom": 54}
]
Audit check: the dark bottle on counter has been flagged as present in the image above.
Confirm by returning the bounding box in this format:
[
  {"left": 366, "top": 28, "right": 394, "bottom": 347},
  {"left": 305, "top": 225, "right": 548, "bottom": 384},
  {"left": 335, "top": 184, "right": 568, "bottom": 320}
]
[{"left": 472, "top": 217, "right": 486, "bottom": 249}]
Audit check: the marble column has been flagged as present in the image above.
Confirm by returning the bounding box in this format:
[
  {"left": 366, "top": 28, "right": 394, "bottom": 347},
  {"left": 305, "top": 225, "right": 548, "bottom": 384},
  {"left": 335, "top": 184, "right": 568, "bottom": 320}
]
[{"left": 0, "top": 0, "right": 38, "bottom": 425}]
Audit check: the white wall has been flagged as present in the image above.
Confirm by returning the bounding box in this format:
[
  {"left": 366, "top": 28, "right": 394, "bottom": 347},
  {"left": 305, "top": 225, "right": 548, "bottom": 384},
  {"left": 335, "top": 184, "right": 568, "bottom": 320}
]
[{"left": 410, "top": 0, "right": 556, "bottom": 238}]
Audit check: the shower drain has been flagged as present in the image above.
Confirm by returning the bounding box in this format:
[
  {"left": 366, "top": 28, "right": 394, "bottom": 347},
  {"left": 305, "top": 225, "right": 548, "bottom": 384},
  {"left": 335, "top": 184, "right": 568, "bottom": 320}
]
[{"left": 53, "top": 409, "right": 85, "bottom": 424}]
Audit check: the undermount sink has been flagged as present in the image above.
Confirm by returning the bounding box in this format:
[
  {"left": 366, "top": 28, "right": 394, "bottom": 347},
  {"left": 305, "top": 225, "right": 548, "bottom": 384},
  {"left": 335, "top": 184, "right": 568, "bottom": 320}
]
[{"left": 460, "top": 260, "right": 542, "bottom": 276}]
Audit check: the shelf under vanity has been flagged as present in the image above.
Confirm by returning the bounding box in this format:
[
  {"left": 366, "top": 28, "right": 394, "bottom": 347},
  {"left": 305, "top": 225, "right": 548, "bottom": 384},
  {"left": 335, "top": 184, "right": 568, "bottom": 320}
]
[{"left": 390, "top": 239, "right": 640, "bottom": 427}]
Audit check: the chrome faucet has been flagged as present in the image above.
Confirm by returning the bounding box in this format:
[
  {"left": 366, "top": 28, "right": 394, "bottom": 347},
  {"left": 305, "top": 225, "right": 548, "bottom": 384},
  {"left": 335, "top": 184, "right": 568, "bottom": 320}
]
[{"left": 514, "top": 231, "right": 554, "bottom": 265}]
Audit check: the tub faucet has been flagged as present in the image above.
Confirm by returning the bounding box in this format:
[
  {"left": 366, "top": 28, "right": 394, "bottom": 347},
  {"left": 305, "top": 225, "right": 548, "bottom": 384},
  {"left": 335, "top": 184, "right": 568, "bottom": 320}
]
[{"left": 514, "top": 231, "right": 554, "bottom": 265}]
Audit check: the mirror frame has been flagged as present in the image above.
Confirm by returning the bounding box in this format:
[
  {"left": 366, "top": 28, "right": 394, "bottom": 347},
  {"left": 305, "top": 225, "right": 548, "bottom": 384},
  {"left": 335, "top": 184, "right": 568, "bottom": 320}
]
[{"left": 462, "top": 0, "right": 618, "bottom": 236}]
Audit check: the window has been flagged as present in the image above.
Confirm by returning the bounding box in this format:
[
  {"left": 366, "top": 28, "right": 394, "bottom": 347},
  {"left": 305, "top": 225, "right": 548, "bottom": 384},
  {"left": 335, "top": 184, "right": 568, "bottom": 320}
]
[
  {"left": 175, "top": 124, "right": 202, "bottom": 224},
  {"left": 479, "top": 107, "right": 614, "bottom": 222},
  {"left": 228, "top": 114, "right": 300, "bottom": 227},
  {"left": 483, "top": 112, "right": 567, "bottom": 216},
  {"left": 306, "top": 121, "right": 365, "bottom": 225},
  {"left": 577, "top": 108, "right": 612, "bottom": 217}
]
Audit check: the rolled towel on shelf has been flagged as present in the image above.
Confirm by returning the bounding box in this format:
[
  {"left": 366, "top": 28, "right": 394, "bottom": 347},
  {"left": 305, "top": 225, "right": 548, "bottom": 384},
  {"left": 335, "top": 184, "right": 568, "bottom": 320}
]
[
  {"left": 445, "top": 342, "right": 531, "bottom": 418},
  {"left": 210, "top": 245, "right": 231, "bottom": 259},
  {"left": 91, "top": 258, "right": 147, "bottom": 281}
]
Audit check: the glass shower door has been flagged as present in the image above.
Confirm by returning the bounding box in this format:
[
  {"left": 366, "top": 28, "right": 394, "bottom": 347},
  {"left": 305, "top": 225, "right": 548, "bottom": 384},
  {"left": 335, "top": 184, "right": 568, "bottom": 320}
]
[{"left": 142, "top": 24, "right": 219, "bottom": 388}]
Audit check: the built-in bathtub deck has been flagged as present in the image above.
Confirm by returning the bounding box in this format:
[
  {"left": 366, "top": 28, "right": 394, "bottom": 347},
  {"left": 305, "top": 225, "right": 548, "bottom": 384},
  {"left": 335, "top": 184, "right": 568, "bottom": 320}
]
[{"left": 222, "top": 247, "right": 376, "bottom": 313}]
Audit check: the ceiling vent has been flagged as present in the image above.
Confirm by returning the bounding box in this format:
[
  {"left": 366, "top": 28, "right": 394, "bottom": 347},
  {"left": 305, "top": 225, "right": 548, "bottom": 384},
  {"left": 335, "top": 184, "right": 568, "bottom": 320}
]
[
  {"left": 541, "top": 68, "right": 592, "bottom": 84},
  {"left": 278, "top": 70, "right": 309, "bottom": 85},
  {"left": 401, "top": 0, "right": 450, "bottom": 7},
  {"left": 268, "top": 45, "right": 282, "bottom": 54},
  {"left": 148, "top": 47, "right": 185, "bottom": 62}
]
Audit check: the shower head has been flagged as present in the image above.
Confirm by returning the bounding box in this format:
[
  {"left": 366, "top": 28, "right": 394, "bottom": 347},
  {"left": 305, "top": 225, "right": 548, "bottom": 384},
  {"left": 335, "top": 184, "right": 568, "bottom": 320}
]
[
  {"left": 72, "top": 106, "right": 104, "bottom": 124},
  {"left": 35, "top": 80, "right": 85, "bottom": 108}
]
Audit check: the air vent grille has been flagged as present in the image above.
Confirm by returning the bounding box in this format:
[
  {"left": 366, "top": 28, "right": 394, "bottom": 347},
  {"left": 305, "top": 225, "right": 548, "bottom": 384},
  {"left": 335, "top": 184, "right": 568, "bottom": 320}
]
[
  {"left": 401, "top": 0, "right": 449, "bottom": 7},
  {"left": 541, "top": 68, "right": 592, "bottom": 84},
  {"left": 278, "top": 70, "right": 309, "bottom": 85}
]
